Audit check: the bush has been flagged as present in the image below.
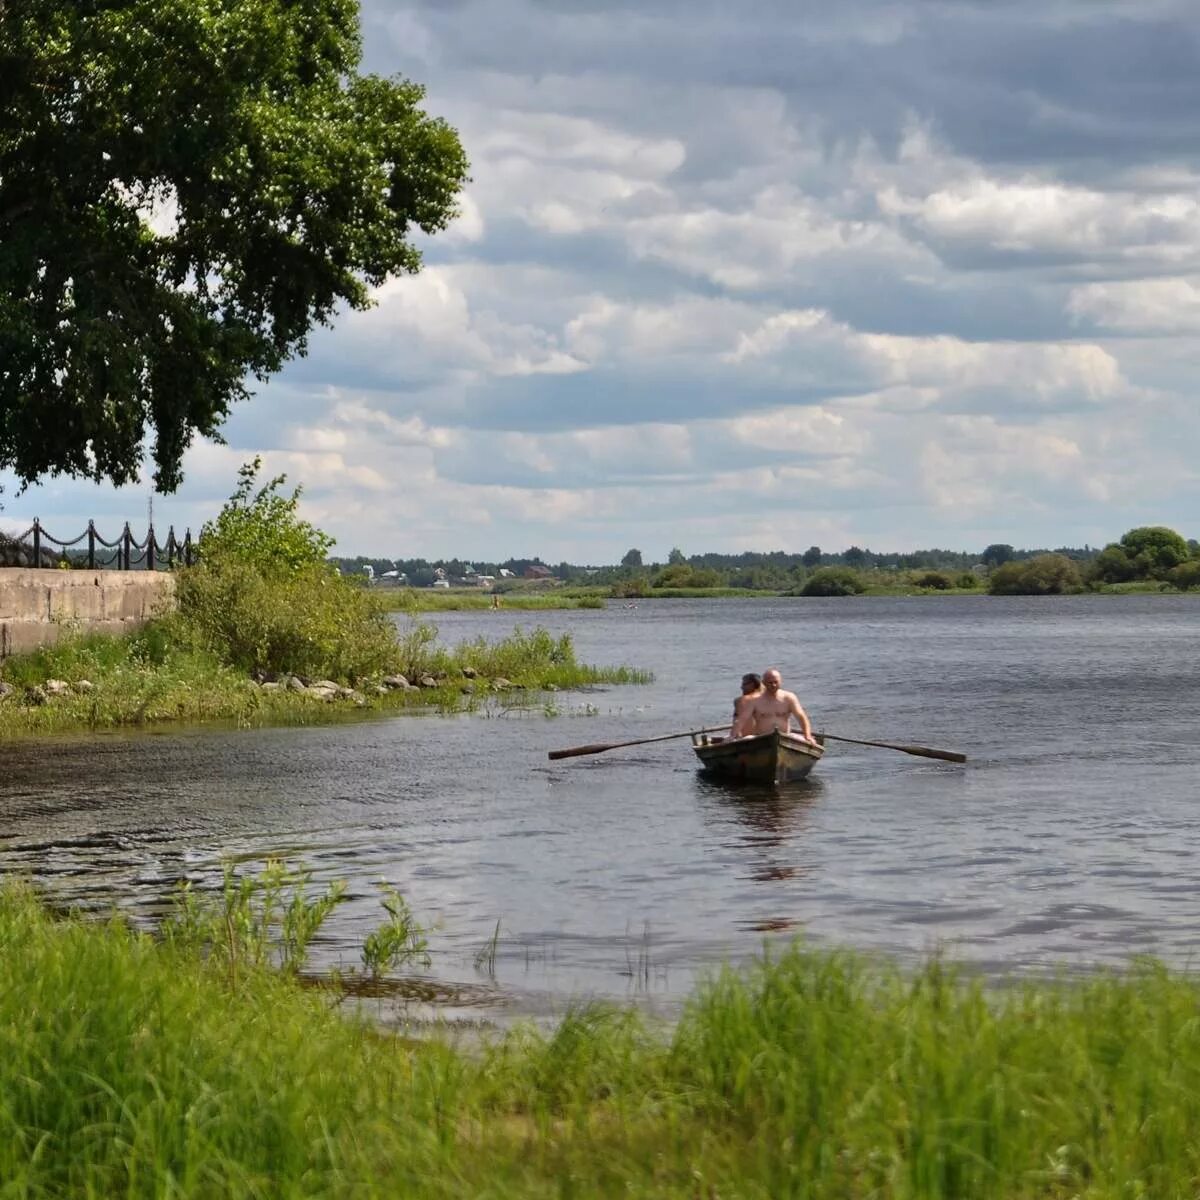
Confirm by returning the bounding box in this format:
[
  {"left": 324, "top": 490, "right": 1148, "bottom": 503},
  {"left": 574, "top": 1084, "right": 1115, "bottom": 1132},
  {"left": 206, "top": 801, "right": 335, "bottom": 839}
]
[
  {"left": 800, "top": 567, "right": 866, "bottom": 597},
  {"left": 1090, "top": 544, "right": 1138, "bottom": 584},
  {"left": 197, "top": 458, "right": 334, "bottom": 573},
  {"left": 1169, "top": 560, "right": 1200, "bottom": 591},
  {"left": 652, "top": 564, "right": 693, "bottom": 588},
  {"left": 612, "top": 577, "right": 649, "bottom": 599},
  {"left": 913, "top": 570, "right": 954, "bottom": 590},
  {"left": 989, "top": 554, "right": 1082, "bottom": 595},
  {"left": 171, "top": 560, "right": 400, "bottom": 682},
  {"left": 171, "top": 462, "right": 400, "bottom": 682}
]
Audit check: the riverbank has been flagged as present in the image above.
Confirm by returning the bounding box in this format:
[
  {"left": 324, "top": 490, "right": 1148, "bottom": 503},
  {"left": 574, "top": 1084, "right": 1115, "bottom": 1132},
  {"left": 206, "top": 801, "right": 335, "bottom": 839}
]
[
  {"left": 5, "top": 880, "right": 1197, "bottom": 1198},
  {"left": 379, "top": 580, "right": 1192, "bottom": 610},
  {"left": 376, "top": 587, "right": 608, "bottom": 611},
  {"left": 0, "top": 622, "right": 650, "bottom": 738}
]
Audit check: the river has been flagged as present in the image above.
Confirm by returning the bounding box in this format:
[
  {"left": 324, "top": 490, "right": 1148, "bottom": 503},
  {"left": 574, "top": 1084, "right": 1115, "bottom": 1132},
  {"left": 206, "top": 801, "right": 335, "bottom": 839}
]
[{"left": 1, "top": 595, "right": 1198, "bottom": 1025}]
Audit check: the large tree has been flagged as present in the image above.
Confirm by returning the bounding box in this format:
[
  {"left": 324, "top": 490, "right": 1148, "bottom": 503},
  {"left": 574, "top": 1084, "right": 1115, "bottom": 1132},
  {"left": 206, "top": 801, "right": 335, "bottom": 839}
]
[{"left": 0, "top": 0, "right": 467, "bottom": 490}]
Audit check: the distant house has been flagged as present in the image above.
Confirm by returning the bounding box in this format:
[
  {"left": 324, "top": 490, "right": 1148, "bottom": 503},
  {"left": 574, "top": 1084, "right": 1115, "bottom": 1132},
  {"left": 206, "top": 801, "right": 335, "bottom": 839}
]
[
  {"left": 498, "top": 568, "right": 515, "bottom": 578},
  {"left": 524, "top": 564, "right": 553, "bottom": 580}
]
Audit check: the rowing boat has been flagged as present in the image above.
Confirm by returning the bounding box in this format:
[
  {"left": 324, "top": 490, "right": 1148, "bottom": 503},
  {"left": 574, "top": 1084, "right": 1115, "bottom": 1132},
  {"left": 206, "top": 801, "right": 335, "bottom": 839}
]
[{"left": 691, "top": 729, "right": 823, "bottom": 784}]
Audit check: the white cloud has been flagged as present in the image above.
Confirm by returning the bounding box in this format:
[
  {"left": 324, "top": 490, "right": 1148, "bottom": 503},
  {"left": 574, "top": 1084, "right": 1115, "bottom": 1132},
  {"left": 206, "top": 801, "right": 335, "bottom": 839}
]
[
  {"left": 1068, "top": 277, "right": 1200, "bottom": 333},
  {"left": 880, "top": 177, "right": 1200, "bottom": 270},
  {"left": 728, "top": 308, "right": 1123, "bottom": 407}
]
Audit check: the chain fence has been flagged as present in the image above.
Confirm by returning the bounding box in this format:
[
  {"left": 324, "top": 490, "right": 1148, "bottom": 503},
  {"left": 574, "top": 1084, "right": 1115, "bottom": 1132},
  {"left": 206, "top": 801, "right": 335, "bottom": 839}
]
[{"left": 0, "top": 518, "right": 195, "bottom": 571}]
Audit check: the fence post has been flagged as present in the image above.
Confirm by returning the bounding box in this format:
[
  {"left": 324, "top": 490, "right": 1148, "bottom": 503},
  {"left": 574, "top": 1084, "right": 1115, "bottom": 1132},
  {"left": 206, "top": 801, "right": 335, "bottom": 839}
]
[
  {"left": 87, "top": 521, "right": 96, "bottom": 569},
  {"left": 31, "top": 518, "right": 40, "bottom": 567},
  {"left": 122, "top": 523, "right": 132, "bottom": 571},
  {"left": 146, "top": 524, "right": 155, "bottom": 570},
  {"left": 166, "top": 526, "right": 175, "bottom": 569}
]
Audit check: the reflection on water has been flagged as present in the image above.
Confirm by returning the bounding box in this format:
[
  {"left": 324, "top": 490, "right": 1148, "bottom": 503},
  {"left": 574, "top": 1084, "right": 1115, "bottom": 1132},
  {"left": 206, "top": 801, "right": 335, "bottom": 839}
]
[
  {"left": 694, "top": 777, "right": 822, "bottom": 934},
  {"left": 2, "top": 595, "right": 1200, "bottom": 1022}
]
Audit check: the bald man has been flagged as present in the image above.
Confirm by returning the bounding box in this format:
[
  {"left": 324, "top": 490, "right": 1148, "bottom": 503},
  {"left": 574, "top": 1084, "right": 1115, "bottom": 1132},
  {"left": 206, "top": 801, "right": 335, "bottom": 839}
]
[{"left": 744, "top": 668, "right": 817, "bottom": 745}]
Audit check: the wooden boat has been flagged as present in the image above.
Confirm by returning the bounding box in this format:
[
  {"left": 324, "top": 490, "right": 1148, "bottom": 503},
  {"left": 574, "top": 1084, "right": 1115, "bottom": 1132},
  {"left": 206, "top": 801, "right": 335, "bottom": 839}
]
[{"left": 691, "top": 729, "right": 824, "bottom": 784}]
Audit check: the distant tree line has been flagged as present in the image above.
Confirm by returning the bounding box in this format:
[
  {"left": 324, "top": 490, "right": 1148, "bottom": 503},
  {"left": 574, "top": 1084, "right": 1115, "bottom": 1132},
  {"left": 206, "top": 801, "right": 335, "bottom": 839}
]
[
  {"left": 988, "top": 527, "right": 1200, "bottom": 595},
  {"left": 331, "top": 526, "right": 1199, "bottom": 596}
]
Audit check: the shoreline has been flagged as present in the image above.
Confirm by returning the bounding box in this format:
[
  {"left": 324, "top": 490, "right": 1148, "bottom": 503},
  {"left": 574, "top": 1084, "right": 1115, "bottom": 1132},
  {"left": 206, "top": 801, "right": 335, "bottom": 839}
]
[
  {"left": 384, "top": 581, "right": 1192, "bottom": 610},
  {"left": 0, "top": 624, "right": 651, "bottom": 741}
]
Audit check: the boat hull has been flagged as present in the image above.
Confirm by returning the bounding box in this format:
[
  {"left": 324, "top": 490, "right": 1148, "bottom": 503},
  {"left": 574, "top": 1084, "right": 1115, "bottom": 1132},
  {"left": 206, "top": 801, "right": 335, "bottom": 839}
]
[{"left": 691, "top": 729, "right": 823, "bottom": 784}]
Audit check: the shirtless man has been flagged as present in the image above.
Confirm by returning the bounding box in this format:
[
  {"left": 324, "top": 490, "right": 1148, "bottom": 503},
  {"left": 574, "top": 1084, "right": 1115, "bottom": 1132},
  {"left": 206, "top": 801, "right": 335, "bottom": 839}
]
[
  {"left": 744, "top": 668, "right": 818, "bottom": 744},
  {"left": 729, "top": 673, "right": 763, "bottom": 738}
]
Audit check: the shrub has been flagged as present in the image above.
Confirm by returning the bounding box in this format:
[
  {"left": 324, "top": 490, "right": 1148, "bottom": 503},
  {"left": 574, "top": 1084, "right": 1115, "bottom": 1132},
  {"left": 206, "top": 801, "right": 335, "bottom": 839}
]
[
  {"left": 612, "top": 577, "right": 649, "bottom": 599},
  {"left": 171, "top": 462, "right": 400, "bottom": 682},
  {"left": 652, "top": 564, "right": 693, "bottom": 588},
  {"left": 1169, "top": 560, "right": 1200, "bottom": 591},
  {"left": 989, "top": 554, "right": 1082, "bottom": 595},
  {"left": 1090, "top": 544, "right": 1138, "bottom": 584},
  {"left": 171, "top": 560, "right": 400, "bottom": 681},
  {"left": 800, "top": 567, "right": 866, "bottom": 597},
  {"left": 913, "top": 570, "right": 954, "bottom": 590},
  {"left": 198, "top": 458, "right": 333, "bottom": 573}
]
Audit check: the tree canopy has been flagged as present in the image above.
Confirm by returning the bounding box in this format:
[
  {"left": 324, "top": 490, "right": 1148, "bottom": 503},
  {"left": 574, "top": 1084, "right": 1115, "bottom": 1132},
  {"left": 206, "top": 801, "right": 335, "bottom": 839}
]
[
  {"left": 1118, "top": 526, "right": 1189, "bottom": 573},
  {"left": 1092, "top": 526, "right": 1192, "bottom": 583},
  {"left": 0, "top": 0, "right": 467, "bottom": 490}
]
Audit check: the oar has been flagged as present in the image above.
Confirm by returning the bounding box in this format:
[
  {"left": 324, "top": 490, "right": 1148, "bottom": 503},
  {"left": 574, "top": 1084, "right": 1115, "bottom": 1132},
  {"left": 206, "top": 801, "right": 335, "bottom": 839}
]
[
  {"left": 817, "top": 732, "right": 966, "bottom": 763},
  {"left": 548, "top": 726, "right": 729, "bottom": 761}
]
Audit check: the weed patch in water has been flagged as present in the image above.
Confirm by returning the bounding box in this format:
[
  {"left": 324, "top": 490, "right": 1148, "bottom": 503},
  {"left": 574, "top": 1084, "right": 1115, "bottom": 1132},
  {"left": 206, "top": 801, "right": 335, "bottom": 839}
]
[{"left": 0, "top": 621, "right": 648, "bottom": 738}]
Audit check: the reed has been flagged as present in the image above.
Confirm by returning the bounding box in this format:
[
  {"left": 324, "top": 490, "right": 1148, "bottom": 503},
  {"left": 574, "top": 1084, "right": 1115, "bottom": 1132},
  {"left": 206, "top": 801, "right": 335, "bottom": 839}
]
[{"left": 7, "top": 878, "right": 1200, "bottom": 1198}]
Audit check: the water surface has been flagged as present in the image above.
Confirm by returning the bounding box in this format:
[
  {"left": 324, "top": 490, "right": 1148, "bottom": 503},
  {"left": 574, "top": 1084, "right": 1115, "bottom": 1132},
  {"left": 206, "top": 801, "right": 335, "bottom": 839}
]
[{"left": 2, "top": 596, "right": 1197, "bottom": 1023}]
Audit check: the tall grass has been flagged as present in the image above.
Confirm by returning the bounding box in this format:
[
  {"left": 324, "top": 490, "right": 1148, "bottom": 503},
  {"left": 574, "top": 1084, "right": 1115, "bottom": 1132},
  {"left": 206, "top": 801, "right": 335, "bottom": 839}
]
[
  {"left": 441, "top": 626, "right": 649, "bottom": 688},
  {"left": 7, "top": 879, "right": 1200, "bottom": 1197},
  {"left": 0, "top": 622, "right": 649, "bottom": 737}
]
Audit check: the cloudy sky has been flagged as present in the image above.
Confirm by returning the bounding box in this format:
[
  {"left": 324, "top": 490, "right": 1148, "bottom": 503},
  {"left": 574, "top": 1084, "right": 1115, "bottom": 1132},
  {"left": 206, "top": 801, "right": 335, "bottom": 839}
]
[{"left": 6, "top": 0, "right": 1200, "bottom": 562}]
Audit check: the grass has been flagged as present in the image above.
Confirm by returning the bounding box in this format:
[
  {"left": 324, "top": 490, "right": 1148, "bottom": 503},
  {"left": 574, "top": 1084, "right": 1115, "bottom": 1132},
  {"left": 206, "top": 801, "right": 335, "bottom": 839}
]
[
  {"left": 0, "top": 622, "right": 650, "bottom": 738},
  {"left": 6, "top": 880, "right": 1200, "bottom": 1197},
  {"left": 376, "top": 588, "right": 608, "bottom": 611},
  {"left": 1090, "top": 580, "right": 1181, "bottom": 594}
]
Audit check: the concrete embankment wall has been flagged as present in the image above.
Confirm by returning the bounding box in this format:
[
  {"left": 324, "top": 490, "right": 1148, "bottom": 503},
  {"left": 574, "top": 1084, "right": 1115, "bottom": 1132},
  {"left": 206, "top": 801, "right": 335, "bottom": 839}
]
[{"left": 0, "top": 569, "right": 176, "bottom": 658}]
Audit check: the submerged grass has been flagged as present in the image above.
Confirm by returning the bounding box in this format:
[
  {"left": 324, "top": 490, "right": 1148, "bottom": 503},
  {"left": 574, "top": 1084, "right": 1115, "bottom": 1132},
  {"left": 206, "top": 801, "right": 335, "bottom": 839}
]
[
  {"left": 6, "top": 879, "right": 1200, "bottom": 1198},
  {"left": 0, "top": 622, "right": 649, "bottom": 738}
]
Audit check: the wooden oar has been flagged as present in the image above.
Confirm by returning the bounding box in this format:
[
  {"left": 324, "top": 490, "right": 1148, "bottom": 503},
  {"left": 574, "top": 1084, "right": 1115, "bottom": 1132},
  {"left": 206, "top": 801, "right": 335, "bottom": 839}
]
[
  {"left": 817, "top": 732, "right": 966, "bottom": 763},
  {"left": 548, "top": 726, "right": 729, "bottom": 761}
]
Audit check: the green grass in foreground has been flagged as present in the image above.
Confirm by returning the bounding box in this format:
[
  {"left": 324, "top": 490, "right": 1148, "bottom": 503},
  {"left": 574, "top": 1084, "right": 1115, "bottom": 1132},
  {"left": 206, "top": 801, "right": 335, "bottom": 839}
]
[
  {"left": 5, "top": 882, "right": 1200, "bottom": 1198},
  {"left": 0, "top": 624, "right": 649, "bottom": 738}
]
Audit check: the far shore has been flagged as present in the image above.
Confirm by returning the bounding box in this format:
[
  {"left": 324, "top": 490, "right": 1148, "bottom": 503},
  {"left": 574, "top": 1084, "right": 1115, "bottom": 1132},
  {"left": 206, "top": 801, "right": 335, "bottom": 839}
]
[{"left": 377, "top": 580, "right": 1190, "bottom": 611}]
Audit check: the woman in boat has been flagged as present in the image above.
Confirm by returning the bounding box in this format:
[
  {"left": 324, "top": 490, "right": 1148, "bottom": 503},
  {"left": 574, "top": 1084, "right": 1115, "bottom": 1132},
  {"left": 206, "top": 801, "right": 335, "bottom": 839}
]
[{"left": 729, "top": 673, "right": 764, "bottom": 739}]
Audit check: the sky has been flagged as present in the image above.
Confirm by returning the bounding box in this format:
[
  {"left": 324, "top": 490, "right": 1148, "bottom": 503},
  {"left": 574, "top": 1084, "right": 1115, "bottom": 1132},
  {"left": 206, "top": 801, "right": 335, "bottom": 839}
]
[{"left": 5, "top": 0, "right": 1200, "bottom": 563}]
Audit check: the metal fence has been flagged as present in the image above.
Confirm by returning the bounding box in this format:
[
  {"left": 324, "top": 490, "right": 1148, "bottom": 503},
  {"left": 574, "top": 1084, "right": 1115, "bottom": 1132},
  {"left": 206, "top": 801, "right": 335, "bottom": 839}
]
[{"left": 1, "top": 518, "right": 195, "bottom": 570}]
